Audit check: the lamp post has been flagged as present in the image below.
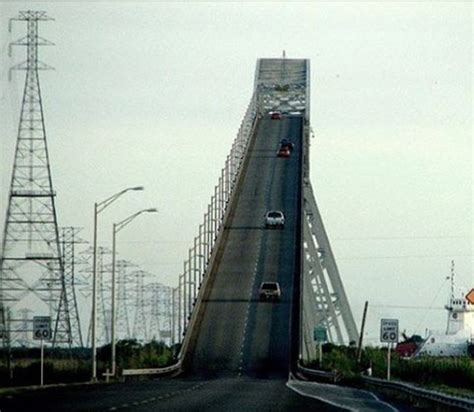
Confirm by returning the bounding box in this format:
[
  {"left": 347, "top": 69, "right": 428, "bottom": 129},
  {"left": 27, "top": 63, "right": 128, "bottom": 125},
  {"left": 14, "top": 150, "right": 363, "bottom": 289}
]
[
  {"left": 111, "top": 208, "right": 157, "bottom": 377},
  {"left": 91, "top": 186, "right": 143, "bottom": 382}
]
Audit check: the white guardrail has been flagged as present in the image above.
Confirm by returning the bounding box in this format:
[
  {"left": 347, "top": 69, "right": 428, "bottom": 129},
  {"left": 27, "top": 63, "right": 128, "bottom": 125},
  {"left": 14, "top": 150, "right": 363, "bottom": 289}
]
[
  {"left": 296, "top": 363, "right": 341, "bottom": 383},
  {"left": 362, "top": 376, "right": 474, "bottom": 411},
  {"left": 122, "top": 361, "right": 182, "bottom": 377},
  {"left": 297, "top": 364, "right": 474, "bottom": 411},
  {"left": 122, "top": 91, "right": 259, "bottom": 379}
]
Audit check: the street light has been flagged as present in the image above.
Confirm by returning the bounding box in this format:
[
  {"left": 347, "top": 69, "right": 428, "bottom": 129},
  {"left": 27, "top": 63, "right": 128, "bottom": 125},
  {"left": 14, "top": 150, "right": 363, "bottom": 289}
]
[
  {"left": 91, "top": 186, "right": 143, "bottom": 382},
  {"left": 110, "top": 208, "right": 157, "bottom": 377}
]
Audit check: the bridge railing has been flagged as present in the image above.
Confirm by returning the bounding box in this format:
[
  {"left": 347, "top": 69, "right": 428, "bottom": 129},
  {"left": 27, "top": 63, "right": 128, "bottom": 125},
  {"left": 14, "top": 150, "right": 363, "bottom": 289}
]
[{"left": 170, "top": 89, "right": 259, "bottom": 349}]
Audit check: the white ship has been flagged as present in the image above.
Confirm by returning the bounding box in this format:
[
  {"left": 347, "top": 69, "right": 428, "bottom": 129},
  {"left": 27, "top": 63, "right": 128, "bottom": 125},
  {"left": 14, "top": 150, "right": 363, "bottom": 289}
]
[{"left": 416, "top": 264, "right": 474, "bottom": 357}]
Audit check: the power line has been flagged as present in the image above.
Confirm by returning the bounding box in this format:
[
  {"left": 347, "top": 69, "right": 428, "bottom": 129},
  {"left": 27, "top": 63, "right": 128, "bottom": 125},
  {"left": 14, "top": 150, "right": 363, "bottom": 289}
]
[
  {"left": 334, "top": 235, "right": 471, "bottom": 241},
  {"left": 370, "top": 304, "right": 445, "bottom": 311},
  {"left": 338, "top": 253, "right": 472, "bottom": 261}
]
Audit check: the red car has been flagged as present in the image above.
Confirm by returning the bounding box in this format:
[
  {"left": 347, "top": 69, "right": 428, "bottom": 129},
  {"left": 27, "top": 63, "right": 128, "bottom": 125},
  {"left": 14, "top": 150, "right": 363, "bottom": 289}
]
[
  {"left": 277, "top": 147, "right": 290, "bottom": 158},
  {"left": 271, "top": 111, "right": 282, "bottom": 120}
]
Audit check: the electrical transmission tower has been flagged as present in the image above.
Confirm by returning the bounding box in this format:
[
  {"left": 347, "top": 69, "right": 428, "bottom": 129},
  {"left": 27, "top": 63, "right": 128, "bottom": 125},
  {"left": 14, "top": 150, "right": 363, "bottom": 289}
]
[
  {"left": 131, "top": 270, "right": 149, "bottom": 342},
  {"left": 116, "top": 260, "right": 135, "bottom": 340},
  {"left": 0, "top": 11, "right": 72, "bottom": 347},
  {"left": 84, "top": 247, "right": 112, "bottom": 347},
  {"left": 148, "top": 283, "right": 172, "bottom": 345},
  {"left": 61, "top": 227, "right": 87, "bottom": 347}
]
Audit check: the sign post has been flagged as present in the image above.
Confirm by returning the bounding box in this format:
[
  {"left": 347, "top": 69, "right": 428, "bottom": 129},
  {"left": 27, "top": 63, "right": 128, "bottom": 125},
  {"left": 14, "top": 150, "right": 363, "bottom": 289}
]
[
  {"left": 380, "top": 318, "right": 398, "bottom": 381},
  {"left": 313, "top": 326, "right": 328, "bottom": 367},
  {"left": 33, "top": 316, "right": 52, "bottom": 386}
]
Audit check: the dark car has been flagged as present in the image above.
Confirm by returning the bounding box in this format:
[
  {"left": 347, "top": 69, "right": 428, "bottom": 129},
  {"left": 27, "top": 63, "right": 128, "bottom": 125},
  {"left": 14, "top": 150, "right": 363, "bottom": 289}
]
[
  {"left": 277, "top": 146, "right": 290, "bottom": 158},
  {"left": 271, "top": 111, "right": 282, "bottom": 120},
  {"left": 280, "top": 138, "right": 295, "bottom": 152},
  {"left": 259, "top": 282, "right": 281, "bottom": 301}
]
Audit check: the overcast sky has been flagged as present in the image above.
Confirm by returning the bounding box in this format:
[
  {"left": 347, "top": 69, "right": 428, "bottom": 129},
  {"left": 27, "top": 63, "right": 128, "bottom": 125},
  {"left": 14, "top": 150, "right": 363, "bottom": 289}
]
[{"left": 0, "top": 2, "right": 472, "bottom": 344}]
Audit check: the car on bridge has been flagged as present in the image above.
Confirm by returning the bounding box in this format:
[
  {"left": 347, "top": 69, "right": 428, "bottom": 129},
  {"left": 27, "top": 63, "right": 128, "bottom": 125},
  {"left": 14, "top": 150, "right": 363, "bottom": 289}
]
[
  {"left": 265, "top": 210, "right": 285, "bottom": 228},
  {"left": 279, "top": 138, "right": 294, "bottom": 152},
  {"left": 259, "top": 282, "right": 281, "bottom": 302},
  {"left": 271, "top": 111, "right": 282, "bottom": 120},
  {"left": 277, "top": 146, "right": 290, "bottom": 158}
]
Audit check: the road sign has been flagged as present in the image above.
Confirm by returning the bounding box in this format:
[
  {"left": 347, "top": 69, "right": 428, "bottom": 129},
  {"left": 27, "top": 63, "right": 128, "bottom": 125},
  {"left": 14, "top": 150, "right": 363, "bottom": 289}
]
[
  {"left": 313, "top": 326, "right": 328, "bottom": 342},
  {"left": 466, "top": 289, "right": 474, "bottom": 305},
  {"left": 33, "top": 316, "right": 52, "bottom": 341},
  {"left": 380, "top": 318, "right": 399, "bottom": 343}
]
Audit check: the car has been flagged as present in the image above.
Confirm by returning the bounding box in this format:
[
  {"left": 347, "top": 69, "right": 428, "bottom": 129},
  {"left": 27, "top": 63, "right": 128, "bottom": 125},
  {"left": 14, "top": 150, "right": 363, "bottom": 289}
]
[
  {"left": 265, "top": 210, "right": 285, "bottom": 228},
  {"left": 271, "top": 111, "right": 282, "bottom": 120},
  {"left": 277, "top": 146, "right": 290, "bottom": 158},
  {"left": 259, "top": 282, "right": 281, "bottom": 301},
  {"left": 279, "top": 138, "right": 295, "bottom": 152}
]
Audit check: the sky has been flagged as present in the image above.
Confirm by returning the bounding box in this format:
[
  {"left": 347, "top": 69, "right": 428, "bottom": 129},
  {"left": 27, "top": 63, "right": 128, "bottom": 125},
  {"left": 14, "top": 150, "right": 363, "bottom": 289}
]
[{"left": 0, "top": 1, "right": 472, "bottom": 345}]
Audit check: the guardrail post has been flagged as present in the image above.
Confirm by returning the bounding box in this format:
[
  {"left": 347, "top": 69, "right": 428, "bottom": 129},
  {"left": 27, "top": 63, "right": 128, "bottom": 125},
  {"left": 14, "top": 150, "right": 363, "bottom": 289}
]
[
  {"left": 218, "top": 174, "right": 224, "bottom": 222},
  {"left": 171, "top": 287, "right": 176, "bottom": 347},
  {"left": 193, "top": 239, "right": 198, "bottom": 297},
  {"left": 178, "top": 274, "right": 183, "bottom": 341},
  {"left": 207, "top": 204, "right": 213, "bottom": 255}
]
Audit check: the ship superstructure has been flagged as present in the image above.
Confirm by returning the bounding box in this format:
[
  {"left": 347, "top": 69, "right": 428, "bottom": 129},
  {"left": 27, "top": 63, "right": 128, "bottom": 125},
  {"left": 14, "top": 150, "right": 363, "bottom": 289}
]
[{"left": 417, "top": 263, "right": 474, "bottom": 357}]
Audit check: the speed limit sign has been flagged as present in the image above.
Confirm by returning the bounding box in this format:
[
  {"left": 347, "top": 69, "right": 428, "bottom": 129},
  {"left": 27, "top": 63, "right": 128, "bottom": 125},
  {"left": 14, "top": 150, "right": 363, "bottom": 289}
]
[
  {"left": 380, "top": 318, "right": 399, "bottom": 343},
  {"left": 33, "top": 316, "right": 52, "bottom": 341}
]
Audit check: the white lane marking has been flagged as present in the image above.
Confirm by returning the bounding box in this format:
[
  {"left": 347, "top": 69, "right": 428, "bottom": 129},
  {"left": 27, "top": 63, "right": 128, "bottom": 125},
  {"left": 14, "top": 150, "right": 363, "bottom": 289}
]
[
  {"left": 357, "top": 388, "right": 399, "bottom": 412},
  {"left": 286, "top": 381, "right": 356, "bottom": 412},
  {"left": 236, "top": 240, "right": 262, "bottom": 377}
]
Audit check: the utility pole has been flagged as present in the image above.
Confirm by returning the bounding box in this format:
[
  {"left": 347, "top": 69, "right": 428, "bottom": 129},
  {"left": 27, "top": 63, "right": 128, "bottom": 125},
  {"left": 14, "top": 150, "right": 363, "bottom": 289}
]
[
  {"left": 356, "top": 301, "right": 369, "bottom": 363},
  {"left": 0, "top": 11, "right": 71, "bottom": 351}
]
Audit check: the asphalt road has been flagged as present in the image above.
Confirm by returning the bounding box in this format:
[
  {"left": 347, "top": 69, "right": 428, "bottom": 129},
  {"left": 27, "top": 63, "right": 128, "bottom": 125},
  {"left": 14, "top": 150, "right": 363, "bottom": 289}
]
[
  {"left": 188, "top": 115, "right": 302, "bottom": 377},
  {"left": 0, "top": 377, "right": 347, "bottom": 412},
  {"left": 0, "top": 115, "right": 404, "bottom": 411}
]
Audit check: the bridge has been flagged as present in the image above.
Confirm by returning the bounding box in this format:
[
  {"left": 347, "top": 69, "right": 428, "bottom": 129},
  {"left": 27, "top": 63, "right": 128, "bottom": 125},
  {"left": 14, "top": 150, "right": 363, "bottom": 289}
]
[
  {"left": 171, "top": 57, "right": 358, "bottom": 378},
  {"left": 1, "top": 56, "right": 397, "bottom": 411}
]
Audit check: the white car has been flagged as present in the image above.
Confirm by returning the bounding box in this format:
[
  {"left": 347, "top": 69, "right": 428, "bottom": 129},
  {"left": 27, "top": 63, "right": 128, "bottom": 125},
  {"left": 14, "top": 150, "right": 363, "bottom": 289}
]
[{"left": 265, "top": 210, "right": 285, "bottom": 228}]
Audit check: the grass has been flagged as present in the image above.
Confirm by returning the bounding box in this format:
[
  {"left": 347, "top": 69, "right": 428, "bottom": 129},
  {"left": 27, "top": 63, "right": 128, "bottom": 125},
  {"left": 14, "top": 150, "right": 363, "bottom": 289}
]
[
  {"left": 0, "top": 339, "right": 174, "bottom": 387},
  {"left": 305, "top": 344, "right": 474, "bottom": 397}
]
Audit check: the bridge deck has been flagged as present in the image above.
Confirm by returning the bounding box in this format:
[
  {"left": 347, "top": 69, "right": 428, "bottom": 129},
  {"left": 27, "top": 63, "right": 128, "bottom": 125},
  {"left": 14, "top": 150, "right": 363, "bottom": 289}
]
[{"left": 187, "top": 115, "right": 303, "bottom": 377}]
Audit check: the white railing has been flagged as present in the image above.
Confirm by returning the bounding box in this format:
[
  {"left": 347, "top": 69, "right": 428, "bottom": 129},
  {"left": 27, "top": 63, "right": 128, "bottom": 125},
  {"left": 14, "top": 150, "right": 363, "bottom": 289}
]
[{"left": 170, "top": 90, "right": 259, "bottom": 347}]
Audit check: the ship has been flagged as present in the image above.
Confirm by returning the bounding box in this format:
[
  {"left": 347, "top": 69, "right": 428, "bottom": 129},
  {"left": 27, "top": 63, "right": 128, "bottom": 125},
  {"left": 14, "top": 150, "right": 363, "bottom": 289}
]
[
  {"left": 417, "top": 262, "right": 473, "bottom": 357},
  {"left": 396, "top": 262, "right": 474, "bottom": 358}
]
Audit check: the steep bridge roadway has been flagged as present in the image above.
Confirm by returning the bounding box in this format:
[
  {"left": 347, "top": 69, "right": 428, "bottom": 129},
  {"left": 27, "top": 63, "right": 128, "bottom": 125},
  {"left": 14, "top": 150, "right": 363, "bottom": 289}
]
[
  {"left": 187, "top": 115, "right": 302, "bottom": 378},
  {"left": 0, "top": 114, "right": 401, "bottom": 411}
]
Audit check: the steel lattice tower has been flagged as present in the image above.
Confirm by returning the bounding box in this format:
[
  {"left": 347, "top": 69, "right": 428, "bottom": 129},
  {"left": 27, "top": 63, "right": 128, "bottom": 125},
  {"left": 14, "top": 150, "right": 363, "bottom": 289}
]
[
  {"left": 131, "top": 270, "right": 148, "bottom": 342},
  {"left": 0, "top": 11, "right": 71, "bottom": 347},
  {"left": 116, "top": 260, "right": 134, "bottom": 340},
  {"left": 84, "top": 247, "right": 112, "bottom": 347},
  {"left": 148, "top": 283, "right": 172, "bottom": 345},
  {"left": 61, "top": 227, "right": 87, "bottom": 347}
]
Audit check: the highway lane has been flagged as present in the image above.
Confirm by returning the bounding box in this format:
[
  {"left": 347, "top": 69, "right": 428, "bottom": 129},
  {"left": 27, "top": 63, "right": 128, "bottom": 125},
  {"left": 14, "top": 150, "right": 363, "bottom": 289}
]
[
  {"left": 188, "top": 115, "right": 302, "bottom": 377},
  {"left": 0, "top": 378, "right": 344, "bottom": 411},
  {"left": 0, "top": 115, "right": 404, "bottom": 412}
]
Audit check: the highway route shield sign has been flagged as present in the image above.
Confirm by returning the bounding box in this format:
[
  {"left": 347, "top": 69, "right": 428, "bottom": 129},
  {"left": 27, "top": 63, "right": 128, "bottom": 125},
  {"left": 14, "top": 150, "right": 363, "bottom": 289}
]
[
  {"left": 380, "top": 318, "right": 399, "bottom": 343},
  {"left": 33, "top": 316, "right": 52, "bottom": 341}
]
